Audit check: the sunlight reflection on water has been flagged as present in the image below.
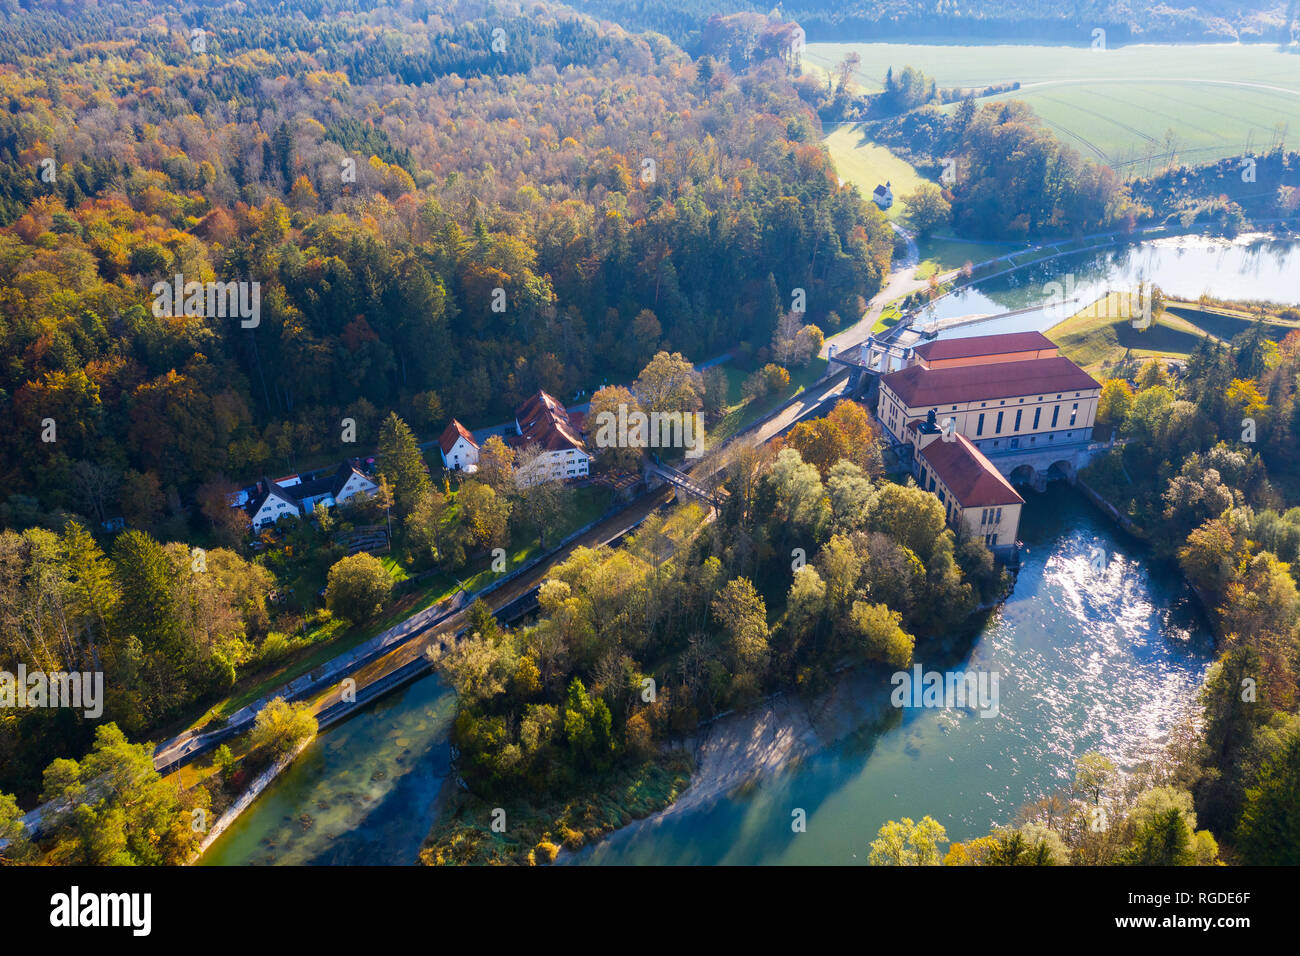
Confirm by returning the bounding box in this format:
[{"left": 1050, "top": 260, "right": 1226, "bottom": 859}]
[{"left": 571, "top": 485, "right": 1214, "bottom": 865}]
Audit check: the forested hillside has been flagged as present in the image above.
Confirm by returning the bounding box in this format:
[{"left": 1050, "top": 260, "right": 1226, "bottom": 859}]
[
  {"left": 570, "top": 0, "right": 1297, "bottom": 47},
  {"left": 0, "top": 0, "right": 891, "bottom": 523}
]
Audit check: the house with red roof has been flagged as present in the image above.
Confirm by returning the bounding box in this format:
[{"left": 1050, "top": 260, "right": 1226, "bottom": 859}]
[
  {"left": 910, "top": 416, "right": 1024, "bottom": 553},
  {"left": 438, "top": 419, "right": 479, "bottom": 472},
  {"left": 512, "top": 389, "right": 590, "bottom": 484}
]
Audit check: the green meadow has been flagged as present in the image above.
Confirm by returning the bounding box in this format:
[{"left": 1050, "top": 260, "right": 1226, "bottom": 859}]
[
  {"left": 807, "top": 42, "right": 1300, "bottom": 173},
  {"left": 823, "top": 124, "right": 929, "bottom": 220}
]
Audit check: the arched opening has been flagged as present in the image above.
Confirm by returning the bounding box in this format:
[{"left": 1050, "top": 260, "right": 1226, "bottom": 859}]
[
  {"left": 1047, "top": 459, "right": 1076, "bottom": 483},
  {"left": 1009, "top": 464, "right": 1037, "bottom": 487}
]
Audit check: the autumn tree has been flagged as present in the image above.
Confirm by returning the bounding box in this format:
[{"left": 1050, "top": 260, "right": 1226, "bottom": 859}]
[
  {"left": 869, "top": 816, "right": 948, "bottom": 865},
  {"left": 249, "top": 698, "right": 318, "bottom": 758},
  {"left": 633, "top": 351, "right": 704, "bottom": 416},
  {"left": 197, "top": 476, "right": 251, "bottom": 547},
  {"left": 39, "top": 723, "right": 206, "bottom": 866},
  {"left": 1095, "top": 379, "right": 1133, "bottom": 431},
  {"left": 904, "top": 183, "right": 951, "bottom": 237},
  {"left": 589, "top": 384, "right": 643, "bottom": 470},
  {"left": 712, "top": 577, "right": 770, "bottom": 694},
  {"left": 324, "top": 552, "right": 393, "bottom": 623},
  {"left": 476, "top": 435, "right": 516, "bottom": 495}
]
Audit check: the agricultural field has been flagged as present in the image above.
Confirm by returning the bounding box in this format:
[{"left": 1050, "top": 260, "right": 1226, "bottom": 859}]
[
  {"left": 807, "top": 42, "right": 1300, "bottom": 173},
  {"left": 1048, "top": 292, "right": 1300, "bottom": 374}
]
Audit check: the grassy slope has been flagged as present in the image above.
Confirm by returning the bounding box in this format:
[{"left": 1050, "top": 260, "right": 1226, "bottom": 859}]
[
  {"left": 823, "top": 120, "right": 1017, "bottom": 273},
  {"left": 823, "top": 124, "right": 929, "bottom": 221},
  {"left": 1050, "top": 293, "right": 1300, "bottom": 374},
  {"left": 707, "top": 357, "right": 830, "bottom": 446}
]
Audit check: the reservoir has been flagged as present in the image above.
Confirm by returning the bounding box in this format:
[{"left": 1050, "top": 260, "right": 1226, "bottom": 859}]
[{"left": 927, "top": 234, "right": 1300, "bottom": 339}]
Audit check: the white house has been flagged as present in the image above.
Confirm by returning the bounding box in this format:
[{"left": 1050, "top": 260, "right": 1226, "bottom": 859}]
[
  {"left": 873, "top": 181, "right": 893, "bottom": 210},
  {"left": 513, "top": 390, "right": 590, "bottom": 486},
  {"left": 438, "top": 419, "right": 480, "bottom": 472},
  {"left": 247, "top": 480, "right": 301, "bottom": 530},
  {"left": 244, "top": 461, "right": 379, "bottom": 530}
]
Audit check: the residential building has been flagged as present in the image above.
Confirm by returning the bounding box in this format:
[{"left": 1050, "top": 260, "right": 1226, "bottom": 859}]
[
  {"left": 438, "top": 419, "right": 479, "bottom": 472},
  {"left": 872, "top": 181, "right": 893, "bottom": 210},
  {"left": 245, "top": 461, "right": 379, "bottom": 530},
  {"left": 512, "top": 389, "right": 591, "bottom": 484}
]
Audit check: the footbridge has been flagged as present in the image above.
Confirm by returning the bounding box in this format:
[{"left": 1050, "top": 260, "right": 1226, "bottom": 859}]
[{"left": 646, "top": 461, "right": 724, "bottom": 507}]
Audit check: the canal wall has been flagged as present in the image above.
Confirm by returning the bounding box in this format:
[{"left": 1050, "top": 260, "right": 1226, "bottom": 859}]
[
  {"left": 1075, "top": 477, "right": 1141, "bottom": 537},
  {"left": 191, "top": 735, "right": 314, "bottom": 863}
]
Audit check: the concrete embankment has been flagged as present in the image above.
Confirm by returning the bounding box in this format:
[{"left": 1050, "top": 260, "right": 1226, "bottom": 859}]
[{"left": 190, "top": 736, "right": 314, "bottom": 863}]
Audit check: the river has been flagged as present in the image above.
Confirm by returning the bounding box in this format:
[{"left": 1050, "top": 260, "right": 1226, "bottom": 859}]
[
  {"left": 565, "top": 485, "right": 1212, "bottom": 864},
  {"left": 201, "top": 233, "right": 1284, "bottom": 866},
  {"left": 200, "top": 674, "right": 456, "bottom": 866}
]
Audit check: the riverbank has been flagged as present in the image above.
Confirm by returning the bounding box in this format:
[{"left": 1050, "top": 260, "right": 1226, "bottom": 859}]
[
  {"left": 556, "top": 666, "right": 900, "bottom": 863},
  {"left": 421, "top": 752, "right": 694, "bottom": 865},
  {"left": 558, "top": 483, "right": 1213, "bottom": 864}
]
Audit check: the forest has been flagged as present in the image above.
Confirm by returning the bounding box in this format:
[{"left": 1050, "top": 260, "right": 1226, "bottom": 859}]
[
  {"left": 0, "top": 0, "right": 892, "bottom": 529},
  {"left": 568, "top": 0, "right": 1297, "bottom": 48},
  {"left": 0, "top": 0, "right": 898, "bottom": 815}
]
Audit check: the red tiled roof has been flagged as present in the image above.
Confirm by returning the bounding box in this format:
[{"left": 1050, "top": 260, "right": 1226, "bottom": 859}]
[
  {"left": 912, "top": 331, "right": 1056, "bottom": 363},
  {"left": 438, "top": 419, "right": 477, "bottom": 455},
  {"left": 514, "top": 389, "right": 586, "bottom": 454},
  {"left": 883, "top": 356, "right": 1099, "bottom": 407},
  {"left": 919, "top": 434, "right": 1024, "bottom": 508}
]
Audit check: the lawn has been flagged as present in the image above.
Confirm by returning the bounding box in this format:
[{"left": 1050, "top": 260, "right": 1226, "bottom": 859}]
[
  {"left": 823, "top": 124, "right": 929, "bottom": 220},
  {"left": 806, "top": 41, "right": 1300, "bottom": 174},
  {"left": 706, "top": 358, "right": 830, "bottom": 446},
  {"left": 871, "top": 302, "right": 905, "bottom": 334}
]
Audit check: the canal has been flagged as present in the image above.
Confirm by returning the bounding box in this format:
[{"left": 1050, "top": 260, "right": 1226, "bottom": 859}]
[{"left": 203, "top": 485, "right": 1214, "bottom": 865}]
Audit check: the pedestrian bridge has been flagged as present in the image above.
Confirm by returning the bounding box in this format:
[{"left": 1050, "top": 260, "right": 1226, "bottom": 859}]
[{"left": 646, "top": 462, "right": 723, "bottom": 507}]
